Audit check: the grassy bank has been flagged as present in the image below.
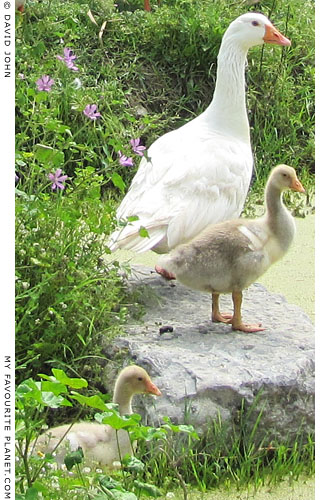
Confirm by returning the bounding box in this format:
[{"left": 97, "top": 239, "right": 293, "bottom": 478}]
[{"left": 15, "top": 0, "right": 314, "bottom": 498}]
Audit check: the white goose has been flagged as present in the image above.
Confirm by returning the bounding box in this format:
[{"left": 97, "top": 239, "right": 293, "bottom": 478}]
[
  {"left": 109, "top": 13, "right": 291, "bottom": 255},
  {"left": 32, "top": 365, "right": 161, "bottom": 469}
]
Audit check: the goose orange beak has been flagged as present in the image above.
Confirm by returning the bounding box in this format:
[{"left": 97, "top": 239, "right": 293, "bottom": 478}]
[
  {"left": 263, "top": 24, "right": 291, "bottom": 46},
  {"left": 145, "top": 379, "right": 162, "bottom": 396},
  {"left": 291, "top": 178, "right": 305, "bottom": 193}
]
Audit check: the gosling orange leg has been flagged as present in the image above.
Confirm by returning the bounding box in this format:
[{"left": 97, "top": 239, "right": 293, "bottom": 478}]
[
  {"left": 211, "top": 293, "right": 233, "bottom": 323},
  {"left": 231, "top": 291, "right": 265, "bottom": 332}
]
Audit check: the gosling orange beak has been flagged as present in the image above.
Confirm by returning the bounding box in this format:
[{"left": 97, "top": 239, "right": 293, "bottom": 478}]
[
  {"left": 263, "top": 24, "right": 291, "bottom": 46},
  {"left": 145, "top": 379, "right": 162, "bottom": 396},
  {"left": 291, "top": 178, "right": 305, "bottom": 193}
]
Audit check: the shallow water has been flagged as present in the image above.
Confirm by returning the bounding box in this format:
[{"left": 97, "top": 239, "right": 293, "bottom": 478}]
[{"left": 163, "top": 476, "right": 314, "bottom": 499}]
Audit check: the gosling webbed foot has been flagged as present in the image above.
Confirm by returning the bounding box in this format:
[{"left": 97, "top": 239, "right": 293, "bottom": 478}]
[
  {"left": 211, "top": 312, "right": 233, "bottom": 323},
  {"left": 231, "top": 322, "right": 265, "bottom": 333}
]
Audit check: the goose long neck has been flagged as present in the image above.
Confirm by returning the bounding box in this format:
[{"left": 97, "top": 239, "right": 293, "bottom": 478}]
[
  {"left": 265, "top": 182, "right": 295, "bottom": 253},
  {"left": 205, "top": 37, "right": 250, "bottom": 141},
  {"left": 113, "top": 384, "right": 133, "bottom": 415}
]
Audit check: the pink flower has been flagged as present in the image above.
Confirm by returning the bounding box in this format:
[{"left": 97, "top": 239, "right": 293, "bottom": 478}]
[
  {"left": 130, "top": 138, "right": 146, "bottom": 156},
  {"left": 83, "top": 104, "right": 102, "bottom": 120},
  {"left": 48, "top": 169, "right": 68, "bottom": 190},
  {"left": 57, "top": 47, "right": 79, "bottom": 71},
  {"left": 118, "top": 151, "right": 134, "bottom": 167},
  {"left": 36, "top": 75, "right": 55, "bottom": 92}
]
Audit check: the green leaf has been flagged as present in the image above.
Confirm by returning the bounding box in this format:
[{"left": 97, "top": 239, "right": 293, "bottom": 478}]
[
  {"left": 162, "top": 417, "right": 199, "bottom": 439},
  {"left": 94, "top": 411, "right": 141, "bottom": 430},
  {"left": 122, "top": 455, "right": 145, "bottom": 473},
  {"left": 41, "top": 391, "right": 72, "bottom": 408},
  {"left": 15, "top": 188, "right": 36, "bottom": 201},
  {"left": 40, "top": 380, "right": 69, "bottom": 396},
  {"left": 64, "top": 447, "right": 84, "bottom": 471},
  {"left": 133, "top": 480, "right": 162, "bottom": 497},
  {"left": 111, "top": 172, "right": 126, "bottom": 193},
  {"left": 70, "top": 393, "right": 109, "bottom": 411},
  {"left": 99, "top": 476, "right": 124, "bottom": 491},
  {"left": 31, "top": 481, "right": 49, "bottom": 494},
  {"left": 35, "top": 144, "right": 64, "bottom": 168},
  {"left": 25, "top": 487, "right": 39, "bottom": 500},
  {"left": 24, "top": 486, "right": 39, "bottom": 500},
  {"left": 99, "top": 476, "right": 138, "bottom": 499},
  {"left": 35, "top": 91, "right": 49, "bottom": 103},
  {"left": 130, "top": 425, "right": 167, "bottom": 442},
  {"left": 27, "top": 88, "right": 36, "bottom": 98},
  {"left": 16, "top": 378, "right": 72, "bottom": 408},
  {"left": 51, "top": 368, "right": 88, "bottom": 389},
  {"left": 139, "top": 226, "right": 149, "bottom": 239},
  {"left": 108, "top": 492, "right": 137, "bottom": 500}
]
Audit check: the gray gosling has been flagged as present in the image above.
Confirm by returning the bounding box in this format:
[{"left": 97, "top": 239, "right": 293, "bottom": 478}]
[{"left": 156, "top": 165, "right": 305, "bottom": 332}]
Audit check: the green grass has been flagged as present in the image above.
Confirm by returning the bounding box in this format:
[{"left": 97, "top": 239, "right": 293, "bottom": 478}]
[
  {"left": 15, "top": 0, "right": 314, "bottom": 498},
  {"left": 16, "top": 0, "right": 314, "bottom": 187}
]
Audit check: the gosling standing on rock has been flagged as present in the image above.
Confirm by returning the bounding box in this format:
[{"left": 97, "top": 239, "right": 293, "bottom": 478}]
[{"left": 156, "top": 165, "right": 305, "bottom": 333}]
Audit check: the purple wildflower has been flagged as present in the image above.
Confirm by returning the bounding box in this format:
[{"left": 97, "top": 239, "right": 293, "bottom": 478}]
[
  {"left": 48, "top": 169, "right": 68, "bottom": 190},
  {"left": 118, "top": 151, "right": 134, "bottom": 167},
  {"left": 36, "top": 75, "right": 55, "bottom": 92},
  {"left": 83, "top": 104, "right": 102, "bottom": 121},
  {"left": 57, "top": 47, "right": 79, "bottom": 71},
  {"left": 130, "top": 138, "right": 146, "bottom": 156}
]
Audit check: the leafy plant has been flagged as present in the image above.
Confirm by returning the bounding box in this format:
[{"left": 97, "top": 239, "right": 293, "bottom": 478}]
[{"left": 15, "top": 163, "right": 129, "bottom": 388}]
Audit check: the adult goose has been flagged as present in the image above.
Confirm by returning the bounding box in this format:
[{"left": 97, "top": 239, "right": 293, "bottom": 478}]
[
  {"left": 156, "top": 165, "right": 305, "bottom": 332},
  {"left": 33, "top": 365, "right": 161, "bottom": 469},
  {"left": 109, "top": 13, "right": 290, "bottom": 254}
]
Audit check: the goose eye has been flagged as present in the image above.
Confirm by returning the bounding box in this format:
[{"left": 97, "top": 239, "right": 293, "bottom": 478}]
[{"left": 251, "top": 21, "right": 259, "bottom": 26}]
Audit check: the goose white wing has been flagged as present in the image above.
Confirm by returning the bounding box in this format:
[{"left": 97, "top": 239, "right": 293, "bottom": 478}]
[{"left": 109, "top": 122, "right": 253, "bottom": 253}]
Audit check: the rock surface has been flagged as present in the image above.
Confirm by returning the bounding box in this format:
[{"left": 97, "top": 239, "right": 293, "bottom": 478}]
[{"left": 104, "top": 266, "right": 314, "bottom": 443}]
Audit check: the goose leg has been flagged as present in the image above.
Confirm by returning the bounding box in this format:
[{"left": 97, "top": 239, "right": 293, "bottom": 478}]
[
  {"left": 231, "top": 291, "right": 265, "bottom": 332},
  {"left": 211, "top": 293, "right": 233, "bottom": 323}
]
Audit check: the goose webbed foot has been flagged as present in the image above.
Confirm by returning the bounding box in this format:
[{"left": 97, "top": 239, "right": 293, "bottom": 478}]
[
  {"left": 231, "top": 291, "right": 265, "bottom": 333},
  {"left": 212, "top": 312, "right": 233, "bottom": 323},
  {"left": 231, "top": 322, "right": 265, "bottom": 333},
  {"left": 211, "top": 293, "right": 232, "bottom": 323}
]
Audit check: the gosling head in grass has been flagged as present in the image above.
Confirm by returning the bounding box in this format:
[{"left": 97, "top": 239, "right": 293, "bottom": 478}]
[{"left": 156, "top": 165, "right": 305, "bottom": 333}]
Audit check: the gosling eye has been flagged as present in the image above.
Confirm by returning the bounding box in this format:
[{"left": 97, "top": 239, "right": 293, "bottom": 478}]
[
  {"left": 251, "top": 20, "right": 260, "bottom": 27},
  {"left": 282, "top": 173, "right": 288, "bottom": 178},
  {"left": 137, "top": 377, "right": 143, "bottom": 381}
]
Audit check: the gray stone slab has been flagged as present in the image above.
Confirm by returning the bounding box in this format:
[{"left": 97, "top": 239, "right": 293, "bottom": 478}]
[{"left": 104, "top": 266, "right": 314, "bottom": 444}]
